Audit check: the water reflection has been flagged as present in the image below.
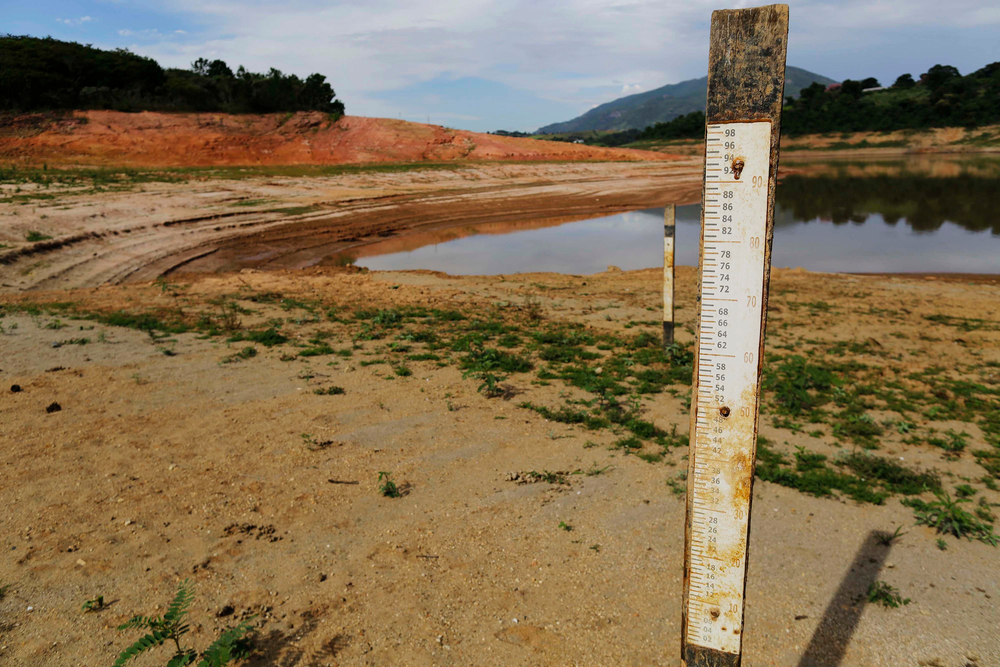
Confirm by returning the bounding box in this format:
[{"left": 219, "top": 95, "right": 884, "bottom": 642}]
[
  {"left": 777, "top": 172, "right": 1000, "bottom": 235},
  {"left": 343, "top": 158, "right": 1000, "bottom": 275}
]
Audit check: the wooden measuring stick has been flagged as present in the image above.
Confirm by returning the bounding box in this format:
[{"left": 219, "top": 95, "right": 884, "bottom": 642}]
[
  {"left": 681, "top": 5, "right": 788, "bottom": 667},
  {"left": 663, "top": 203, "right": 676, "bottom": 348}
]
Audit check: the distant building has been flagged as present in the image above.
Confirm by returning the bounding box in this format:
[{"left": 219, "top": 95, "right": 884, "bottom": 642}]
[
  {"left": 825, "top": 83, "right": 841, "bottom": 92},
  {"left": 862, "top": 86, "right": 888, "bottom": 93}
]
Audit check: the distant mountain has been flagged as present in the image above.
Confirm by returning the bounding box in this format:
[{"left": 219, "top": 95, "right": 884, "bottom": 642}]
[{"left": 537, "top": 66, "right": 837, "bottom": 134}]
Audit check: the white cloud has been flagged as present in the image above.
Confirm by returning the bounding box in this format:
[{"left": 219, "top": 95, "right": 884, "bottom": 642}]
[
  {"left": 56, "top": 16, "right": 94, "bottom": 26},
  {"left": 119, "top": 28, "right": 164, "bottom": 37},
  {"left": 106, "top": 0, "right": 999, "bottom": 124}
]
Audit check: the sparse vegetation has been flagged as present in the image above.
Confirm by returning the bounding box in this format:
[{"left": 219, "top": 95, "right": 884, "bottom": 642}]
[
  {"left": 903, "top": 490, "right": 999, "bottom": 545},
  {"left": 228, "top": 328, "right": 287, "bottom": 347},
  {"left": 25, "top": 230, "right": 52, "bottom": 242},
  {"left": 755, "top": 436, "right": 939, "bottom": 504},
  {"left": 113, "top": 580, "right": 253, "bottom": 667},
  {"left": 81, "top": 596, "right": 106, "bottom": 612},
  {"left": 667, "top": 470, "right": 687, "bottom": 497},
  {"left": 866, "top": 581, "right": 910, "bottom": 609},
  {"left": 378, "top": 471, "right": 401, "bottom": 498},
  {"left": 221, "top": 346, "right": 257, "bottom": 364},
  {"left": 875, "top": 525, "right": 906, "bottom": 546}
]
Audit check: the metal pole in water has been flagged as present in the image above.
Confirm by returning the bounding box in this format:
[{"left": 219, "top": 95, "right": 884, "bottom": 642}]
[
  {"left": 663, "top": 203, "right": 676, "bottom": 349},
  {"left": 681, "top": 5, "right": 788, "bottom": 666}
]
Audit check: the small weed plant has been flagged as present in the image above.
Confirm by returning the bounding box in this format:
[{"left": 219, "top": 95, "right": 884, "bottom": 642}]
[
  {"left": 378, "top": 471, "right": 401, "bottom": 498},
  {"left": 875, "top": 525, "right": 906, "bottom": 546},
  {"left": 113, "top": 579, "right": 253, "bottom": 666},
  {"left": 903, "top": 490, "right": 999, "bottom": 546},
  {"left": 81, "top": 595, "right": 106, "bottom": 612},
  {"left": 221, "top": 346, "right": 257, "bottom": 364},
  {"left": 300, "top": 433, "right": 334, "bottom": 451},
  {"left": 866, "top": 581, "right": 910, "bottom": 608}
]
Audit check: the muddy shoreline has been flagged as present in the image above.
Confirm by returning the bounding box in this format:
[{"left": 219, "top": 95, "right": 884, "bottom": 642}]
[{"left": 0, "top": 160, "right": 702, "bottom": 292}]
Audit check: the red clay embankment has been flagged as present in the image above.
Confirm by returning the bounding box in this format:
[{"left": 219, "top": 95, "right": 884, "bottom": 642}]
[{"left": 0, "top": 111, "right": 672, "bottom": 167}]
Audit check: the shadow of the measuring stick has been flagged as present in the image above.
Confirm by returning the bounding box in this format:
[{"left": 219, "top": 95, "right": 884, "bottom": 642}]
[{"left": 797, "top": 530, "right": 891, "bottom": 667}]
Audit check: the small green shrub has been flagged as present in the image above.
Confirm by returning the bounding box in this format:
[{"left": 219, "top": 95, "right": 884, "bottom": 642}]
[
  {"left": 955, "top": 483, "right": 977, "bottom": 498},
  {"left": 298, "top": 344, "right": 334, "bottom": 357},
  {"left": 221, "top": 346, "right": 256, "bottom": 364},
  {"left": 228, "top": 328, "right": 287, "bottom": 347},
  {"left": 612, "top": 435, "right": 643, "bottom": 451},
  {"left": 764, "top": 355, "right": 837, "bottom": 415},
  {"left": 313, "top": 386, "right": 345, "bottom": 396},
  {"left": 866, "top": 581, "right": 910, "bottom": 608},
  {"left": 82, "top": 596, "right": 106, "bottom": 612},
  {"left": 113, "top": 580, "right": 253, "bottom": 667},
  {"left": 26, "top": 231, "right": 53, "bottom": 242},
  {"left": 874, "top": 525, "right": 905, "bottom": 546},
  {"left": 460, "top": 343, "right": 532, "bottom": 374},
  {"left": 378, "top": 471, "right": 401, "bottom": 498},
  {"left": 903, "top": 490, "right": 999, "bottom": 545}
]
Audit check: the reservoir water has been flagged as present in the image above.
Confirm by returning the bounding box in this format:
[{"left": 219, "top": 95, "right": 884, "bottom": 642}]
[{"left": 338, "top": 158, "right": 1000, "bottom": 275}]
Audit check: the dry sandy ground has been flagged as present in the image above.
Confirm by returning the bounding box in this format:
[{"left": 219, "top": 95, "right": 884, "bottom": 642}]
[
  {"left": 1, "top": 265, "right": 998, "bottom": 667},
  {"left": 0, "top": 160, "right": 700, "bottom": 292}
]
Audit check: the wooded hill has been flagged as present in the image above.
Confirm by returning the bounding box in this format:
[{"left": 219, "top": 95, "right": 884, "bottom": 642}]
[
  {"left": 0, "top": 35, "right": 345, "bottom": 115},
  {"left": 536, "top": 66, "right": 836, "bottom": 134},
  {"left": 545, "top": 63, "right": 1000, "bottom": 147},
  {"left": 781, "top": 64, "right": 1000, "bottom": 135}
]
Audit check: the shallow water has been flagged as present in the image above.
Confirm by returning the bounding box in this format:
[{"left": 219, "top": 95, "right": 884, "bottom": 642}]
[{"left": 343, "top": 158, "right": 1000, "bottom": 275}]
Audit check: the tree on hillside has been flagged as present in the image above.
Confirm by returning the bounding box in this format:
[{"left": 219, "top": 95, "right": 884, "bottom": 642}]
[
  {"left": 0, "top": 35, "right": 345, "bottom": 116},
  {"left": 639, "top": 111, "right": 706, "bottom": 141},
  {"left": 781, "top": 62, "right": 1000, "bottom": 134},
  {"left": 921, "top": 64, "right": 961, "bottom": 90}
]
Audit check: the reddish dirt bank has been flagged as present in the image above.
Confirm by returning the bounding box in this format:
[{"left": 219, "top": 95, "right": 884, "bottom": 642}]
[{"left": 0, "top": 111, "right": 670, "bottom": 167}]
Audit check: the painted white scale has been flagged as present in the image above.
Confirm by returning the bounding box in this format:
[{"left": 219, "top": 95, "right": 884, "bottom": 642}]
[{"left": 685, "top": 121, "right": 773, "bottom": 656}]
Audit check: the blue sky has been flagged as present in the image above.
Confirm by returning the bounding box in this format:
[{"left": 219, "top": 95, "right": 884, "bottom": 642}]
[{"left": 6, "top": 1, "right": 1000, "bottom": 132}]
